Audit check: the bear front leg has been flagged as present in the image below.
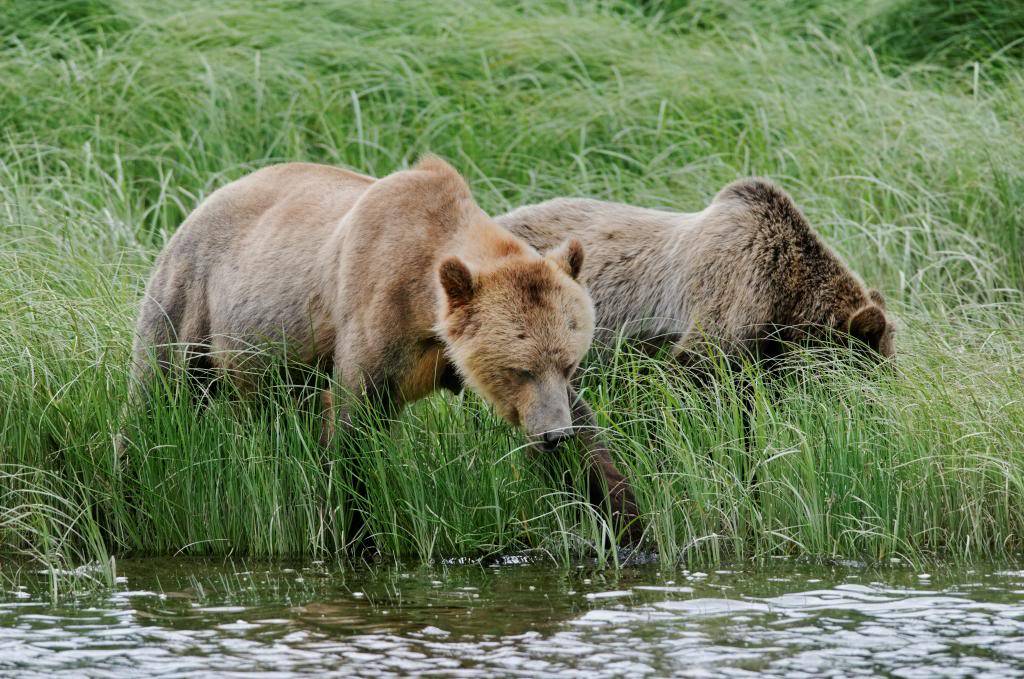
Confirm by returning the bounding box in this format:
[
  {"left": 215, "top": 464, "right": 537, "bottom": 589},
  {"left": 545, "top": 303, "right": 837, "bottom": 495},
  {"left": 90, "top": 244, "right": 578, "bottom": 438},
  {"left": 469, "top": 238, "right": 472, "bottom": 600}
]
[
  {"left": 318, "top": 363, "right": 401, "bottom": 449},
  {"left": 568, "top": 386, "right": 643, "bottom": 543},
  {"left": 319, "top": 357, "right": 405, "bottom": 551},
  {"left": 318, "top": 388, "right": 343, "bottom": 448}
]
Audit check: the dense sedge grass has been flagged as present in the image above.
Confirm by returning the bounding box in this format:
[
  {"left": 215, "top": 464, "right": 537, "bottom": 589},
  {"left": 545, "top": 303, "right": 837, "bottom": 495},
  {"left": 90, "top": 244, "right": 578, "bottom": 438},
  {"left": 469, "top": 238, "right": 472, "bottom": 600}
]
[{"left": 1, "top": 0, "right": 1023, "bottom": 583}]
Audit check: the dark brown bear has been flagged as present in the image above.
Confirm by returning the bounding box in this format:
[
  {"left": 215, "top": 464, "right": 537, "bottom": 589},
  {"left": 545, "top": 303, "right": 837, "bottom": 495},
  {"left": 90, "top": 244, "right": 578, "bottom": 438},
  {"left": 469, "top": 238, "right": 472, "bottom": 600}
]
[{"left": 498, "top": 179, "right": 894, "bottom": 363}]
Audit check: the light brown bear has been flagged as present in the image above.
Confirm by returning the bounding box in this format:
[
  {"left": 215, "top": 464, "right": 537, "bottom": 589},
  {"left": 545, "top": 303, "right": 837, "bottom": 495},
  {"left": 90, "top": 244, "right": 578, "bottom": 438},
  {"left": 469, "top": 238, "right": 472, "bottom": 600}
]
[
  {"left": 497, "top": 179, "right": 894, "bottom": 364},
  {"left": 127, "top": 156, "right": 638, "bottom": 533}
]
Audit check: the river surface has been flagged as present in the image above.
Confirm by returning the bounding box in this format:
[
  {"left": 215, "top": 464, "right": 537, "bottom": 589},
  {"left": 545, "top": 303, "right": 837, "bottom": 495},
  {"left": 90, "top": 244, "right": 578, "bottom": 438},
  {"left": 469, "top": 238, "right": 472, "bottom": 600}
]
[{"left": 2, "top": 557, "right": 1024, "bottom": 677}]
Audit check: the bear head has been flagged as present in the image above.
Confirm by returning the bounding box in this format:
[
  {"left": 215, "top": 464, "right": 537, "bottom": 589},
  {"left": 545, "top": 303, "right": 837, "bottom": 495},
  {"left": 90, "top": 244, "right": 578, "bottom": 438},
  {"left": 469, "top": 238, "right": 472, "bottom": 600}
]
[
  {"left": 788, "top": 280, "right": 896, "bottom": 362},
  {"left": 845, "top": 288, "right": 895, "bottom": 359},
  {"left": 436, "top": 238, "right": 595, "bottom": 451}
]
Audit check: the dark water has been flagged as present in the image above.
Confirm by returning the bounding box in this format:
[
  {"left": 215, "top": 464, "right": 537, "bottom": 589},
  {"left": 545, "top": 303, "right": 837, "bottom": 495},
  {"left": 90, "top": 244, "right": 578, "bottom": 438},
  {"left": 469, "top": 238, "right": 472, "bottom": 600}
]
[{"left": 3, "top": 557, "right": 1024, "bottom": 677}]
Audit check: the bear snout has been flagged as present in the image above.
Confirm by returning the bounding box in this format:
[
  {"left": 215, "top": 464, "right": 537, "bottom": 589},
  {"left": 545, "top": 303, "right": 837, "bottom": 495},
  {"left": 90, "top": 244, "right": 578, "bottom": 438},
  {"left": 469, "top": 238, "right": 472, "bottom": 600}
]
[
  {"left": 538, "top": 427, "right": 573, "bottom": 452},
  {"left": 520, "top": 375, "right": 575, "bottom": 450},
  {"left": 524, "top": 408, "right": 574, "bottom": 452}
]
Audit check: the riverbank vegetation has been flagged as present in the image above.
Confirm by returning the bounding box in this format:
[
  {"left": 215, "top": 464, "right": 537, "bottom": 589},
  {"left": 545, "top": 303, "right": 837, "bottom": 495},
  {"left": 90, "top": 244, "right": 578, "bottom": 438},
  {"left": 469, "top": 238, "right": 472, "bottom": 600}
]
[{"left": 2, "top": 0, "right": 1023, "bottom": 585}]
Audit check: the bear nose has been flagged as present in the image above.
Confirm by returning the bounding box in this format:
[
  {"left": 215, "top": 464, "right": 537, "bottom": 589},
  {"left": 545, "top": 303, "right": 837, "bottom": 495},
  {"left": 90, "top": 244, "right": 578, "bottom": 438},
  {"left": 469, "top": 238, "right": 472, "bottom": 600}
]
[{"left": 541, "top": 430, "right": 571, "bottom": 452}]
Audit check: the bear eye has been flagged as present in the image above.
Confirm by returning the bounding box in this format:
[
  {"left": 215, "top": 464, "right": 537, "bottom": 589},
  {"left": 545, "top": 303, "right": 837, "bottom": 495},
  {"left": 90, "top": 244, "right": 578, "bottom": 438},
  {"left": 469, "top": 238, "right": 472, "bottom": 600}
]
[{"left": 510, "top": 368, "right": 533, "bottom": 382}]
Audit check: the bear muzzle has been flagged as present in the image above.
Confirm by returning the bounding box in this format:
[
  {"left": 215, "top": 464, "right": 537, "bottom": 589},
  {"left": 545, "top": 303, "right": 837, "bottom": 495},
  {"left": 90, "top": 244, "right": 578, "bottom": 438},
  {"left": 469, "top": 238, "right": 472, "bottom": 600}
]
[
  {"left": 537, "top": 427, "right": 573, "bottom": 453},
  {"left": 522, "top": 377, "right": 575, "bottom": 452}
]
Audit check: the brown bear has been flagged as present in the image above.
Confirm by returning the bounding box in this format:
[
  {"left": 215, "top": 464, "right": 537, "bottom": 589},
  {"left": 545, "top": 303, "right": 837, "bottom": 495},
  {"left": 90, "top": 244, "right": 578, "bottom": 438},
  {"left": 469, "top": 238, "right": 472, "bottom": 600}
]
[
  {"left": 126, "top": 156, "right": 638, "bottom": 536},
  {"left": 497, "top": 178, "right": 895, "bottom": 364}
]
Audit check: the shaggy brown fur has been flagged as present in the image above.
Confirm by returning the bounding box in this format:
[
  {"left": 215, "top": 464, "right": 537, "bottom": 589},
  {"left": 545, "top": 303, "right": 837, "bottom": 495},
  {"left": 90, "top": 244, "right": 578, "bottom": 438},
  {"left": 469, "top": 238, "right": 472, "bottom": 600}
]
[
  {"left": 497, "top": 179, "right": 895, "bottom": 363},
  {"left": 127, "top": 156, "right": 639, "bottom": 537}
]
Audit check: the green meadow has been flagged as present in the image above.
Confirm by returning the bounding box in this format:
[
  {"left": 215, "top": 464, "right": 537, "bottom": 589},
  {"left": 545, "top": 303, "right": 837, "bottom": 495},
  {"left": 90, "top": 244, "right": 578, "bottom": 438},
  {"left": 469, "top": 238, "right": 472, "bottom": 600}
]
[{"left": 2, "top": 0, "right": 1023, "bottom": 586}]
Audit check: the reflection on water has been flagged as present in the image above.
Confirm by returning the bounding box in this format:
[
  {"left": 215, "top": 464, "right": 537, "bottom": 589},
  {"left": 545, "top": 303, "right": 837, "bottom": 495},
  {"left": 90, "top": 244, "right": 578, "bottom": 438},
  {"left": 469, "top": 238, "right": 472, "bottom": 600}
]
[{"left": 2, "top": 558, "right": 1024, "bottom": 677}]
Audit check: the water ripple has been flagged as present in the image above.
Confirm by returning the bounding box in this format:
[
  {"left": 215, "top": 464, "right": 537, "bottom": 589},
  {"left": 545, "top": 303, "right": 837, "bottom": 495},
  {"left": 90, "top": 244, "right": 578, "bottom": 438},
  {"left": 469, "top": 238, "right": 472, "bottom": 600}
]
[{"left": 1, "top": 561, "right": 1023, "bottom": 677}]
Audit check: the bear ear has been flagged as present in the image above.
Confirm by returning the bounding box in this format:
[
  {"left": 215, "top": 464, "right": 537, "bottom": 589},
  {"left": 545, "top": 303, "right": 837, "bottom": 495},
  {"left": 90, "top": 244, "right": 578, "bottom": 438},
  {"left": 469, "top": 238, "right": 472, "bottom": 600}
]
[
  {"left": 868, "top": 289, "right": 886, "bottom": 309},
  {"left": 438, "top": 256, "right": 476, "bottom": 311},
  {"left": 848, "top": 304, "right": 886, "bottom": 351},
  {"left": 547, "top": 238, "right": 585, "bottom": 280}
]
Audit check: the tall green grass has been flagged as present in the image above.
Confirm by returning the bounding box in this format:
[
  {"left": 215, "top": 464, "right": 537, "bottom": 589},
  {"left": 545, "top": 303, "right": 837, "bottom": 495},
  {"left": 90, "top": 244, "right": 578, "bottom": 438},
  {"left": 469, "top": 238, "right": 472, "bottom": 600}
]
[{"left": 2, "top": 0, "right": 1023, "bottom": 577}]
